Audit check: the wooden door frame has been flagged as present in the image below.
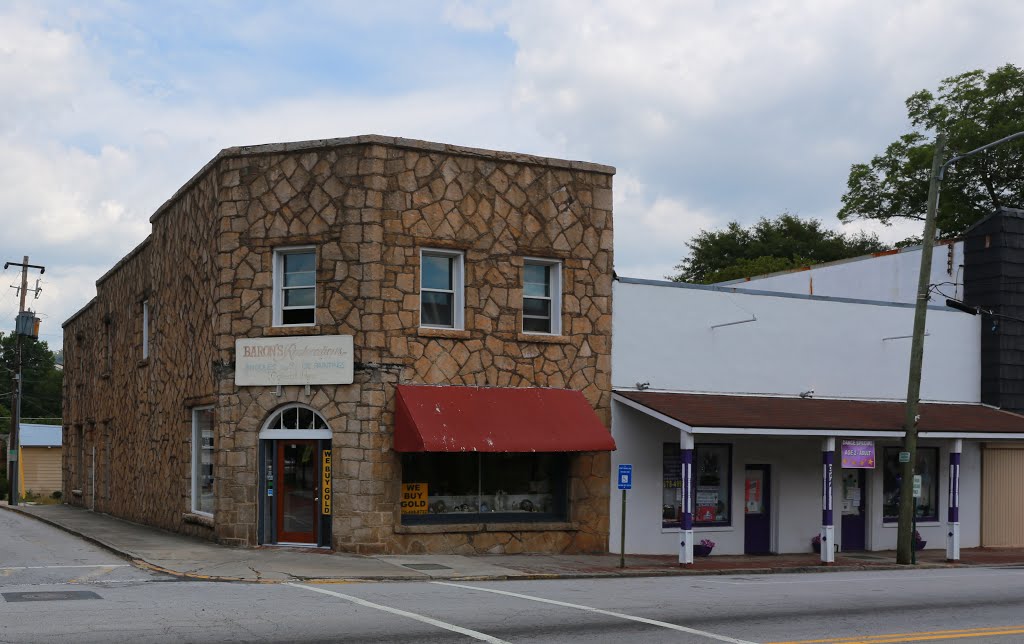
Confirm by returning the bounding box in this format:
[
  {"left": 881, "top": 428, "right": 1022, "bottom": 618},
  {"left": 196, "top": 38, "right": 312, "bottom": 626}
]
[{"left": 275, "top": 440, "right": 320, "bottom": 544}]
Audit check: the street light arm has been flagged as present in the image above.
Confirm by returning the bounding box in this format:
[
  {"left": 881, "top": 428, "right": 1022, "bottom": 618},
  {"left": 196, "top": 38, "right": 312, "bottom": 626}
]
[{"left": 938, "top": 131, "right": 1024, "bottom": 180}]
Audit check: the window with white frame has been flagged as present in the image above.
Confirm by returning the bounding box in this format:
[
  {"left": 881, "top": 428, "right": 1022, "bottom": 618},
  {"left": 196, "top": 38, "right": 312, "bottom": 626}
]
[
  {"left": 273, "top": 247, "right": 316, "bottom": 326},
  {"left": 191, "top": 407, "right": 215, "bottom": 515},
  {"left": 142, "top": 300, "right": 150, "bottom": 359},
  {"left": 420, "top": 249, "right": 464, "bottom": 329},
  {"left": 523, "top": 259, "right": 562, "bottom": 334}
]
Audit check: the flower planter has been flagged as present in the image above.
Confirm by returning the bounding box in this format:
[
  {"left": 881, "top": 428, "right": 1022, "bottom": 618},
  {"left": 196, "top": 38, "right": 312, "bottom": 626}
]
[
  {"left": 914, "top": 540, "right": 927, "bottom": 551},
  {"left": 693, "top": 544, "right": 714, "bottom": 557},
  {"left": 812, "top": 542, "right": 821, "bottom": 554}
]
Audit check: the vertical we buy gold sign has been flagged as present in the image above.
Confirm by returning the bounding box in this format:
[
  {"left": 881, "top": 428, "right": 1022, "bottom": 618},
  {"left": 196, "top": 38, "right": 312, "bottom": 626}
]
[
  {"left": 321, "top": 450, "right": 332, "bottom": 515},
  {"left": 401, "top": 483, "right": 428, "bottom": 514}
]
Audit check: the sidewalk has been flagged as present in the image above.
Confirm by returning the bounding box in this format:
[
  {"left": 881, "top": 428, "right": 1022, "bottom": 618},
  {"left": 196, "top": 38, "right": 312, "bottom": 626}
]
[{"left": 5, "top": 502, "right": 1021, "bottom": 583}]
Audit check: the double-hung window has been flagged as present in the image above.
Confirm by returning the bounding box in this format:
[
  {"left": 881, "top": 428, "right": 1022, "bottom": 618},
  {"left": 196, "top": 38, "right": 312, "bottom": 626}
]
[
  {"left": 523, "top": 259, "right": 562, "bottom": 335},
  {"left": 273, "top": 247, "right": 316, "bottom": 326},
  {"left": 420, "top": 249, "right": 464, "bottom": 329},
  {"left": 191, "top": 407, "right": 215, "bottom": 516},
  {"left": 142, "top": 300, "right": 150, "bottom": 359}
]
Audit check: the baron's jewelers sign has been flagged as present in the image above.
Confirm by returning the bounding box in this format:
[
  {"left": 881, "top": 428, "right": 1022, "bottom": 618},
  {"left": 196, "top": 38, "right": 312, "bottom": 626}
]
[
  {"left": 235, "top": 336, "right": 353, "bottom": 386},
  {"left": 841, "top": 440, "right": 876, "bottom": 469}
]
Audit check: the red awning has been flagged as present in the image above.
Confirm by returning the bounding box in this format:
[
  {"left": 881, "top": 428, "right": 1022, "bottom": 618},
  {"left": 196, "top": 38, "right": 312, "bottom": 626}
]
[{"left": 394, "top": 385, "right": 615, "bottom": 452}]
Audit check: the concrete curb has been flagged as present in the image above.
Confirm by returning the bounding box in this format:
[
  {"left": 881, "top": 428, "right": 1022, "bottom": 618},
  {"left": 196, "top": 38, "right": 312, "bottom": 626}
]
[{"left": 2, "top": 504, "right": 967, "bottom": 584}]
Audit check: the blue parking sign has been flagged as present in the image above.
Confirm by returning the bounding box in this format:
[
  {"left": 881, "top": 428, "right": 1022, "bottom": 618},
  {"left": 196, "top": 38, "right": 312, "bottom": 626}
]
[{"left": 618, "top": 464, "right": 633, "bottom": 490}]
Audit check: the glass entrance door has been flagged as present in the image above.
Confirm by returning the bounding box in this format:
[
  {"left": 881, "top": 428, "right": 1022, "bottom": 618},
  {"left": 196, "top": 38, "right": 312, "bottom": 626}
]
[
  {"left": 744, "top": 464, "right": 772, "bottom": 554},
  {"left": 841, "top": 468, "right": 867, "bottom": 551},
  {"left": 276, "top": 440, "right": 319, "bottom": 544}
]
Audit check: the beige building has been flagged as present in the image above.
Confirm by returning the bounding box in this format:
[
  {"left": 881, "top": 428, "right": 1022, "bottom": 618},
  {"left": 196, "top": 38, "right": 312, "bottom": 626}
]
[
  {"left": 19, "top": 424, "right": 62, "bottom": 499},
  {"left": 63, "top": 135, "right": 616, "bottom": 555}
]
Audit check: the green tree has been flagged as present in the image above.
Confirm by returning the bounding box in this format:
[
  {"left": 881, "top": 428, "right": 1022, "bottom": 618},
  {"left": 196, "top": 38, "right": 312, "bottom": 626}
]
[
  {"left": 671, "top": 213, "right": 887, "bottom": 284},
  {"left": 839, "top": 64, "right": 1024, "bottom": 237},
  {"left": 0, "top": 333, "right": 63, "bottom": 423}
]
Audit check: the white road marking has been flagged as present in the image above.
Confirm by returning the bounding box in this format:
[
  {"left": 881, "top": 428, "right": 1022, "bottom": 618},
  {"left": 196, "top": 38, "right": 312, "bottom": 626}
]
[
  {"left": 700, "top": 570, "right": 1024, "bottom": 585},
  {"left": 432, "top": 580, "right": 756, "bottom": 644},
  {"left": 286, "top": 582, "right": 511, "bottom": 644},
  {"left": 0, "top": 564, "right": 130, "bottom": 571}
]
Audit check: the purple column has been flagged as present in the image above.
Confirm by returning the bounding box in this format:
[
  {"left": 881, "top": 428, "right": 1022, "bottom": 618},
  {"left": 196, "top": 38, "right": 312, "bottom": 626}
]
[
  {"left": 947, "top": 451, "right": 960, "bottom": 523},
  {"left": 682, "top": 448, "right": 693, "bottom": 531},
  {"left": 821, "top": 437, "right": 835, "bottom": 563},
  {"left": 822, "top": 450, "right": 834, "bottom": 526},
  {"left": 946, "top": 440, "right": 962, "bottom": 561},
  {"left": 679, "top": 431, "right": 694, "bottom": 565}
]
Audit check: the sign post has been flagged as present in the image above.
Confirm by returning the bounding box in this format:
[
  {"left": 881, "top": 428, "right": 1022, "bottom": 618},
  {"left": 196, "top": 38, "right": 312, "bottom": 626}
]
[{"left": 618, "top": 464, "right": 632, "bottom": 569}]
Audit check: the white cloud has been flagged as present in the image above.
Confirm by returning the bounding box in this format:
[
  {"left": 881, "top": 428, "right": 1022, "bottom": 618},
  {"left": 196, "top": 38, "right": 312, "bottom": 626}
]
[
  {"left": 4, "top": 0, "right": 1024, "bottom": 344},
  {"left": 613, "top": 172, "right": 723, "bottom": 279}
]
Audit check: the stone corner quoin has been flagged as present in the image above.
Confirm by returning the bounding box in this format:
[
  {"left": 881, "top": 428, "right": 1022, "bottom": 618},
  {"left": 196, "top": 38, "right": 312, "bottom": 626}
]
[{"left": 61, "top": 135, "right": 616, "bottom": 556}]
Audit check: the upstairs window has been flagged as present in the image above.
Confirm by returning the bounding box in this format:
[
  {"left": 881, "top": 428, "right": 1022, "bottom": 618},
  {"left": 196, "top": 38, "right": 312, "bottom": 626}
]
[
  {"left": 273, "top": 247, "right": 316, "bottom": 326},
  {"left": 142, "top": 300, "right": 150, "bottom": 359},
  {"left": 523, "top": 259, "right": 562, "bottom": 335},
  {"left": 420, "top": 249, "right": 464, "bottom": 329}
]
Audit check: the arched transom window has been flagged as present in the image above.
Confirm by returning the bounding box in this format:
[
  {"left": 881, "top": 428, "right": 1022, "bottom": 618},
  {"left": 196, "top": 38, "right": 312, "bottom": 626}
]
[{"left": 259, "top": 404, "right": 331, "bottom": 439}]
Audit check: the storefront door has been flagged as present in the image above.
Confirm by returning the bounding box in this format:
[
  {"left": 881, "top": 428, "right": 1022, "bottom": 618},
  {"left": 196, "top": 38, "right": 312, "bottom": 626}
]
[
  {"left": 276, "top": 440, "right": 319, "bottom": 544},
  {"left": 841, "top": 468, "right": 867, "bottom": 551},
  {"left": 744, "top": 465, "right": 771, "bottom": 554}
]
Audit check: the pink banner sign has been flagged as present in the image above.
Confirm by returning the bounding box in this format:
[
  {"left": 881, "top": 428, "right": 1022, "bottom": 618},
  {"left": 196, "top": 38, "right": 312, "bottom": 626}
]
[{"left": 841, "top": 440, "right": 876, "bottom": 469}]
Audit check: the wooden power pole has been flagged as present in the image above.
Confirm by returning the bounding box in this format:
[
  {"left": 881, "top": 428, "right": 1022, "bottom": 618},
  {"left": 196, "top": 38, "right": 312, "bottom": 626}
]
[
  {"left": 4, "top": 255, "right": 45, "bottom": 506},
  {"left": 897, "top": 134, "right": 947, "bottom": 564}
]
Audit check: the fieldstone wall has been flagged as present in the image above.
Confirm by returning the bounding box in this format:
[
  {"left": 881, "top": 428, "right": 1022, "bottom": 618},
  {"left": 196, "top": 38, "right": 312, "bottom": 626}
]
[
  {"left": 63, "top": 169, "right": 221, "bottom": 540},
  {"left": 64, "top": 135, "right": 615, "bottom": 554}
]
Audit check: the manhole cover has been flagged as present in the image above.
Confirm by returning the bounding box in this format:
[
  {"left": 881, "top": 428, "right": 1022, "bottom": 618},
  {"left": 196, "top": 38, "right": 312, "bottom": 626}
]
[
  {"left": 402, "top": 563, "right": 452, "bottom": 571},
  {"left": 3, "top": 591, "right": 102, "bottom": 603}
]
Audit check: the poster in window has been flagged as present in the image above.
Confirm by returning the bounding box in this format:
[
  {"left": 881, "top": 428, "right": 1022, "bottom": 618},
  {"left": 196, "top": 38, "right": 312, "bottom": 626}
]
[
  {"left": 745, "top": 476, "right": 763, "bottom": 514},
  {"left": 400, "top": 483, "right": 428, "bottom": 514},
  {"left": 696, "top": 506, "right": 716, "bottom": 522}
]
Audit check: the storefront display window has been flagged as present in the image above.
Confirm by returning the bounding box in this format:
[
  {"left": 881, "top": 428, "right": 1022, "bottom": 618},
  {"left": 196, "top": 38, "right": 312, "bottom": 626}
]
[
  {"left": 401, "top": 453, "right": 568, "bottom": 524},
  {"left": 662, "top": 443, "right": 732, "bottom": 528},
  {"left": 883, "top": 446, "right": 939, "bottom": 523}
]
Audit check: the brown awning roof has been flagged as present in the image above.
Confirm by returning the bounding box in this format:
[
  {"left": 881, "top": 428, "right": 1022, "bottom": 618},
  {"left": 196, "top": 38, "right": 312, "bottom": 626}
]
[{"left": 615, "top": 391, "right": 1024, "bottom": 434}]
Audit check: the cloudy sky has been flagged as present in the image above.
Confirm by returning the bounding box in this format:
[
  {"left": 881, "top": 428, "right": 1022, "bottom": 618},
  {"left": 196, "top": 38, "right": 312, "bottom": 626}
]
[{"left": 1, "top": 0, "right": 1022, "bottom": 348}]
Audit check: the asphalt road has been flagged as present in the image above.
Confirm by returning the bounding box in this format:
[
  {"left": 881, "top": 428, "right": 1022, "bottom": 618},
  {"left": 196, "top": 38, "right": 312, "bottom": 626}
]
[{"left": 3, "top": 509, "right": 1024, "bottom": 643}]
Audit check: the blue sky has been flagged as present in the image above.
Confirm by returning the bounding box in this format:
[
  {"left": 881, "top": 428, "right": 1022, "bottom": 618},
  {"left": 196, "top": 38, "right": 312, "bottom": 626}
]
[{"left": 1, "top": 0, "right": 1022, "bottom": 348}]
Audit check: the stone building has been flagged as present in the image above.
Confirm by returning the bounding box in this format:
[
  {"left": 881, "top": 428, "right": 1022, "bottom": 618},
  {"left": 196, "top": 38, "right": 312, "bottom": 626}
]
[{"left": 62, "top": 135, "right": 616, "bottom": 554}]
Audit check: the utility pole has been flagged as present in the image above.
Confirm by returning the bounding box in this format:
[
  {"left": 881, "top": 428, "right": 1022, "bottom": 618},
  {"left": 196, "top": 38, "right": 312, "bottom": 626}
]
[
  {"left": 897, "top": 134, "right": 946, "bottom": 564},
  {"left": 896, "top": 129, "right": 1024, "bottom": 564},
  {"left": 4, "top": 256, "right": 45, "bottom": 506}
]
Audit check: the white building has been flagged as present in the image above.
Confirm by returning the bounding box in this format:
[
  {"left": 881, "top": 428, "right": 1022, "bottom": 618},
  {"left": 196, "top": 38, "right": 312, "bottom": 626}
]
[
  {"left": 609, "top": 276, "right": 1024, "bottom": 562},
  {"left": 716, "top": 240, "right": 964, "bottom": 304}
]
